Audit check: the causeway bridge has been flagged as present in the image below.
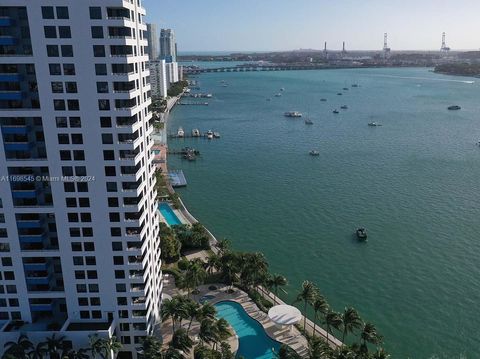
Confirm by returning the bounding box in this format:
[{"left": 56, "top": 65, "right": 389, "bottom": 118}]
[{"left": 183, "top": 64, "right": 342, "bottom": 74}]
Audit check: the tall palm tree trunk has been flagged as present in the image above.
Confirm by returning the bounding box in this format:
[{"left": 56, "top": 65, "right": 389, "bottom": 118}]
[
  {"left": 303, "top": 301, "right": 308, "bottom": 329},
  {"left": 313, "top": 312, "right": 317, "bottom": 337}
]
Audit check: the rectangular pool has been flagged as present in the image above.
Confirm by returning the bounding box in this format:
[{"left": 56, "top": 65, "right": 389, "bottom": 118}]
[{"left": 158, "top": 203, "right": 182, "bottom": 226}]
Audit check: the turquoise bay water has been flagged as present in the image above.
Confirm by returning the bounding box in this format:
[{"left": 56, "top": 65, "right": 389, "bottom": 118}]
[
  {"left": 158, "top": 203, "right": 181, "bottom": 226},
  {"left": 215, "top": 301, "right": 281, "bottom": 358},
  {"left": 168, "top": 67, "right": 480, "bottom": 358}
]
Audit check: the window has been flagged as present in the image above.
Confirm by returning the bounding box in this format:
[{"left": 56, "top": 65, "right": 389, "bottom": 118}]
[
  {"left": 65, "top": 82, "right": 77, "bottom": 93},
  {"left": 97, "top": 82, "right": 109, "bottom": 93},
  {"left": 79, "top": 198, "right": 90, "bottom": 207},
  {"left": 104, "top": 150, "right": 114, "bottom": 160},
  {"left": 109, "top": 212, "right": 120, "bottom": 221},
  {"left": 71, "top": 134, "right": 83, "bottom": 144},
  {"left": 70, "top": 228, "right": 81, "bottom": 237},
  {"left": 64, "top": 182, "right": 75, "bottom": 192},
  {"left": 111, "top": 227, "right": 121, "bottom": 236},
  {"left": 112, "top": 242, "right": 122, "bottom": 251},
  {"left": 87, "top": 270, "right": 97, "bottom": 278},
  {"left": 116, "top": 284, "right": 126, "bottom": 292},
  {"left": 60, "top": 151, "right": 71, "bottom": 160},
  {"left": 61, "top": 45, "right": 73, "bottom": 57},
  {"left": 54, "top": 100, "right": 66, "bottom": 111},
  {"left": 71, "top": 242, "right": 82, "bottom": 251},
  {"left": 115, "top": 270, "right": 125, "bottom": 279},
  {"left": 100, "top": 117, "right": 112, "bottom": 127},
  {"left": 80, "top": 311, "right": 90, "bottom": 319},
  {"left": 73, "top": 256, "right": 83, "bottom": 265},
  {"left": 95, "top": 64, "right": 107, "bottom": 76},
  {"left": 67, "top": 100, "right": 80, "bottom": 111},
  {"left": 63, "top": 64, "right": 75, "bottom": 75},
  {"left": 98, "top": 99, "right": 110, "bottom": 111},
  {"left": 89, "top": 7, "right": 102, "bottom": 20},
  {"left": 106, "top": 182, "right": 117, "bottom": 192},
  {"left": 91, "top": 26, "right": 104, "bottom": 39},
  {"left": 83, "top": 228, "right": 93, "bottom": 237},
  {"left": 75, "top": 166, "right": 86, "bottom": 176},
  {"left": 58, "top": 26, "right": 71, "bottom": 38},
  {"left": 47, "top": 45, "right": 59, "bottom": 57},
  {"left": 62, "top": 166, "right": 73, "bottom": 176},
  {"left": 69, "top": 117, "right": 81, "bottom": 127},
  {"left": 84, "top": 241, "right": 94, "bottom": 250},
  {"left": 42, "top": 6, "right": 55, "bottom": 19},
  {"left": 56, "top": 6, "right": 69, "bottom": 19},
  {"left": 77, "top": 284, "right": 87, "bottom": 293},
  {"left": 44, "top": 26, "right": 57, "bottom": 39},
  {"left": 73, "top": 151, "right": 85, "bottom": 161},
  {"left": 49, "top": 64, "right": 61, "bottom": 75},
  {"left": 51, "top": 82, "right": 63, "bottom": 93},
  {"left": 92, "top": 311, "right": 102, "bottom": 319},
  {"left": 102, "top": 134, "right": 113, "bottom": 144},
  {"left": 75, "top": 271, "right": 86, "bottom": 280},
  {"left": 93, "top": 45, "right": 106, "bottom": 57},
  {"left": 66, "top": 198, "right": 77, "bottom": 207},
  {"left": 108, "top": 198, "right": 119, "bottom": 207},
  {"left": 78, "top": 298, "right": 88, "bottom": 306}
]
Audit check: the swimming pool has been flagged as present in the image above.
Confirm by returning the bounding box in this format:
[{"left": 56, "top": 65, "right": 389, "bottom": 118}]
[
  {"left": 153, "top": 150, "right": 160, "bottom": 155},
  {"left": 214, "top": 301, "right": 281, "bottom": 359},
  {"left": 158, "top": 203, "right": 182, "bottom": 226}
]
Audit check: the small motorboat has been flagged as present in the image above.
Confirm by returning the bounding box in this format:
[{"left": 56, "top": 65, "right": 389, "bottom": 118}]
[
  {"left": 337, "top": 93, "right": 343, "bottom": 96},
  {"left": 213, "top": 132, "right": 221, "bottom": 138},
  {"left": 177, "top": 127, "right": 184, "bottom": 137},
  {"left": 284, "top": 111, "right": 302, "bottom": 118},
  {"left": 447, "top": 105, "right": 461, "bottom": 110},
  {"left": 309, "top": 150, "right": 320, "bottom": 156},
  {"left": 368, "top": 122, "right": 382, "bottom": 126},
  {"left": 275, "top": 93, "right": 282, "bottom": 97},
  {"left": 352, "top": 84, "right": 359, "bottom": 88},
  {"left": 320, "top": 98, "right": 327, "bottom": 102},
  {"left": 192, "top": 129, "right": 200, "bottom": 137},
  {"left": 280, "top": 87, "right": 285, "bottom": 91},
  {"left": 356, "top": 228, "right": 367, "bottom": 240},
  {"left": 340, "top": 105, "right": 348, "bottom": 110},
  {"left": 266, "top": 98, "right": 271, "bottom": 101},
  {"left": 206, "top": 130, "right": 213, "bottom": 140},
  {"left": 305, "top": 119, "right": 313, "bottom": 125},
  {"left": 333, "top": 109, "right": 339, "bottom": 114},
  {"left": 343, "top": 87, "right": 349, "bottom": 91}
]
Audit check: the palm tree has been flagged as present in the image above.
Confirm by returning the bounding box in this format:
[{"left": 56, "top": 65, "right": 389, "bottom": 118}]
[
  {"left": 312, "top": 294, "right": 329, "bottom": 337},
  {"left": 44, "top": 334, "right": 65, "bottom": 359},
  {"left": 276, "top": 344, "right": 301, "bottom": 359},
  {"left": 324, "top": 311, "right": 343, "bottom": 345},
  {"left": 161, "top": 298, "right": 180, "bottom": 334},
  {"left": 267, "top": 274, "right": 288, "bottom": 303},
  {"left": 61, "top": 348, "right": 90, "bottom": 359},
  {"left": 198, "top": 319, "right": 217, "bottom": 345},
  {"left": 294, "top": 280, "right": 318, "bottom": 329},
  {"left": 28, "top": 342, "right": 47, "bottom": 359},
  {"left": 307, "top": 337, "right": 331, "bottom": 359},
  {"left": 184, "top": 259, "right": 206, "bottom": 295},
  {"left": 213, "top": 318, "right": 231, "bottom": 350},
  {"left": 88, "top": 335, "right": 103, "bottom": 359},
  {"left": 341, "top": 307, "right": 362, "bottom": 343},
  {"left": 205, "top": 253, "right": 220, "bottom": 275},
  {"left": 332, "top": 346, "right": 356, "bottom": 359},
  {"left": 216, "top": 238, "right": 230, "bottom": 254},
  {"left": 239, "top": 252, "right": 268, "bottom": 290},
  {"left": 360, "top": 322, "right": 383, "bottom": 354},
  {"left": 4, "top": 334, "right": 33, "bottom": 359},
  {"left": 99, "top": 337, "right": 122, "bottom": 359},
  {"left": 170, "top": 329, "right": 193, "bottom": 353},
  {"left": 185, "top": 299, "right": 201, "bottom": 334},
  {"left": 371, "top": 348, "right": 390, "bottom": 359},
  {"left": 139, "top": 336, "right": 162, "bottom": 359},
  {"left": 197, "top": 302, "right": 216, "bottom": 322}
]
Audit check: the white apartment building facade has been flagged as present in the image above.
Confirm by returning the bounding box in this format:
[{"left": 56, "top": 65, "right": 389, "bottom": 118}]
[{"left": 0, "top": 1, "right": 162, "bottom": 358}]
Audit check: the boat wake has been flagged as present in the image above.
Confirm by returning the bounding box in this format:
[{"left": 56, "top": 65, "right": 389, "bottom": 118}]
[{"left": 372, "top": 74, "right": 475, "bottom": 84}]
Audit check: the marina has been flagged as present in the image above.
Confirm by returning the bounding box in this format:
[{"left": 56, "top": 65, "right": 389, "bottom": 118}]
[
  {"left": 168, "top": 129, "right": 221, "bottom": 139},
  {"left": 178, "top": 101, "right": 209, "bottom": 106}
]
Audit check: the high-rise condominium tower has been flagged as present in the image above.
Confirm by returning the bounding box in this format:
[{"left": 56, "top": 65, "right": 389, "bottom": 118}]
[
  {"left": 159, "top": 28, "right": 176, "bottom": 62},
  {"left": 145, "top": 23, "right": 158, "bottom": 60},
  {"left": 0, "top": 1, "right": 162, "bottom": 358}
]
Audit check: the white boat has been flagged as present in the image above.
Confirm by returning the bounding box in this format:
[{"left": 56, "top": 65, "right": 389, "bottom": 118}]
[
  {"left": 309, "top": 150, "right": 320, "bottom": 156},
  {"left": 274, "top": 93, "right": 282, "bottom": 97},
  {"left": 280, "top": 87, "right": 285, "bottom": 91},
  {"left": 284, "top": 111, "right": 302, "bottom": 118},
  {"left": 368, "top": 122, "right": 382, "bottom": 127},
  {"left": 206, "top": 130, "right": 213, "bottom": 140},
  {"left": 213, "top": 132, "right": 220, "bottom": 138},
  {"left": 192, "top": 129, "right": 200, "bottom": 137},
  {"left": 305, "top": 119, "right": 313, "bottom": 125},
  {"left": 177, "top": 127, "right": 184, "bottom": 137}
]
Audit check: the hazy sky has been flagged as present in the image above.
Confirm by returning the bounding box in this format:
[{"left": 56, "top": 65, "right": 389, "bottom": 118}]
[{"left": 144, "top": 0, "right": 480, "bottom": 52}]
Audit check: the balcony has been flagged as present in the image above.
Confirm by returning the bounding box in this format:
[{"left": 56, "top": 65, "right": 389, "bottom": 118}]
[
  {"left": 19, "top": 233, "right": 47, "bottom": 243},
  {"left": 4, "top": 141, "right": 33, "bottom": 151},
  {"left": 1, "top": 125, "right": 30, "bottom": 135},
  {"left": 12, "top": 188, "right": 39, "bottom": 199},
  {"left": 0, "top": 73, "right": 21, "bottom": 81},
  {"left": 0, "top": 91, "right": 23, "bottom": 100},
  {"left": 26, "top": 273, "right": 53, "bottom": 285},
  {"left": 0, "top": 17, "right": 13, "bottom": 26},
  {"left": 30, "top": 302, "right": 54, "bottom": 312},
  {"left": 23, "top": 259, "right": 50, "bottom": 271},
  {"left": 16, "top": 219, "right": 44, "bottom": 229},
  {"left": 0, "top": 36, "right": 16, "bottom": 46}
]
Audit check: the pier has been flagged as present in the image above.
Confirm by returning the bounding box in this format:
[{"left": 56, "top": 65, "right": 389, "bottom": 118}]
[
  {"left": 168, "top": 132, "right": 220, "bottom": 139},
  {"left": 168, "top": 170, "right": 187, "bottom": 187},
  {"left": 178, "top": 102, "right": 209, "bottom": 106}
]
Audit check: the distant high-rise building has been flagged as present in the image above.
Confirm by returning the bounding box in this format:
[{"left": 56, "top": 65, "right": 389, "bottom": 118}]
[
  {"left": 0, "top": 1, "right": 162, "bottom": 356},
  {"left": 160, "top": 28, "right": 177, "bottom": 62},
  {"left": 146, "top": 23, "right": 159, "bottom": 60},
  {"left": 149, "top": 60, "right": 168, "bottom": 98}
]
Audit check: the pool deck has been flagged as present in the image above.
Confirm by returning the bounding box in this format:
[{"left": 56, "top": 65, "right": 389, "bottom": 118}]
[{"left": 162, "top": 275, "right": 310, "bottom": 358}]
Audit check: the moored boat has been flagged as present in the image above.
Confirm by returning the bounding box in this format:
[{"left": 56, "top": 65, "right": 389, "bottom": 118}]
[
  {"left": 333, "top": 109, "right": 339, "bottom": 114},
  {"left": 275, "top": 93, "right": 282, "bottom": 97},
  {"left": 177, "top": 127, "right": 184, "bottom": 137},
  {"left": 192, "top": 129, "right": 200, "bottom": 137},
  {"left": 206, "top": 130, "right": 213, "bottom": 140},
  {"left": 309, "top": 150, "right": 320, "bottom": 156},
  {"left": 305, "top": 119, "right": 313, "bottom": 125},
  {"left": 356, "top": 228, "right": 367, "bottom": 240},
  {"left": 340, "top": 105, "right": 348, "bottom": 109},
  {"left": 213, "top": 132, "right": 220, "bottom": 138},
  {"left": 320, "top": 98, "right": 327, "bottom": 102},
  {"left": 368, "top": 122, "right": 381, "bottom": 126}
]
